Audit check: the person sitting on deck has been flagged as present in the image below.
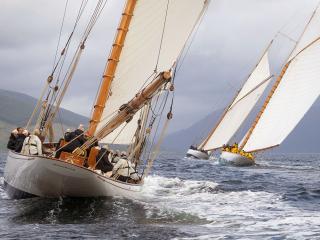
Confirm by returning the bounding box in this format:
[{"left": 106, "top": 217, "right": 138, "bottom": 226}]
[
  {"left": 111, "top": 150, "right": 121, "bottom": 165},
  {"left": 95, "top": 145, "right": 114, "bottom": 173},
  {"left": 21, "top": 129, "right": 42, "bottom": 156},
  {"left": 230, "top": 143, "right": 238, "bottom": 153},
  {"left": 64, "top": 128, "right": 72, "bottom": 141},
  {"left": 120, "top": 151, "right": 127, "bottom": 158},
  {"left": 108, "top": 150, "right": 115, "bottom": 163},
  {"left": 15, "top": 129, "right": 29, "bottom": 153},
  {"left": 190, "top": 145, "right": 197, "bottom": 150},
  {"left": 7, "top": 128, "right": 19, "bottom": 150},
  {"left": 111, "top": 156, "right": 140, "bottom": 183},
  {"left": 57, "top": 124, "right": 86, "bottom": 155}
]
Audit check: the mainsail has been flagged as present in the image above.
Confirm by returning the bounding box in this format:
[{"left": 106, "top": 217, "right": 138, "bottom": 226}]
[
  {"left": 90, "top": 0, "right": 209, "bottom": 145},
  {"left": 241, "top": 7, "right": 320, "bottom": 152},
  {"left": 200, "top": 47, "right": 272, "bottom": 151}
]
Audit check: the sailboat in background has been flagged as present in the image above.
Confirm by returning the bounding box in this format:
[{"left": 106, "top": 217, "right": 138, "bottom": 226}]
[
  {"left": 4, "top": 0, "right": 210, "bottom": 198},
  {"left": 187, "top": 3, "right": 320, "bottom": 165},
  {"left": 186, "top": 41, "right": 273, "bottom": 163},
  {"left": 231, "top": 4, "right": 320, "bottom": 163}
]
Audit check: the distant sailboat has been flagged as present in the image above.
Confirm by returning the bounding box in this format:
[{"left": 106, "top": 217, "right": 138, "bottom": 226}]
[
  {"left": 4, "top": 0, "right": 210, "bottom": 198},
  {"left": 233, "top": 5, "right": 320, "bottom": 162},
  {"left": 187, "top": 3, "right": 320, "bottom": 165},
  {"left": 186, "top": 41, "right": 273, "bottom": 163},
  {"left": 224, "top": 5, "right": 320, "bottom": 165}
]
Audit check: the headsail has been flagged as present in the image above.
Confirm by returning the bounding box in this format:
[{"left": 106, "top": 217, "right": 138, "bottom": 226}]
[
  {"left": 201, "top": 47, "right": 272, "bottom": 151},
  {"left": 93, "top": 0, "right": 210, "bottom": 144}
]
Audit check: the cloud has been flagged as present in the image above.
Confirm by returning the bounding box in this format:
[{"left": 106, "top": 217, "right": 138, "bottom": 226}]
[{"left": 0, "top": 0, "right": 318, "bottom": 133}]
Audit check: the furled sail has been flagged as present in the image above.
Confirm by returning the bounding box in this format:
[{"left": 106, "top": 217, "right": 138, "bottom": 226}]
[
  {"left": 96, "top": 0, "right": 209, "bottom": 144},
  {"left": 242, "top": 39, "right": 320, "bottom": 152},
  {"left": 201, "top": 50, "right": 272, "bottom": 151}
]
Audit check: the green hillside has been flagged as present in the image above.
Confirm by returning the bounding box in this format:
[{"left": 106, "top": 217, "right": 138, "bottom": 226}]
[{"left": 0, "top": 89, "right": 89, "bottom": 149}]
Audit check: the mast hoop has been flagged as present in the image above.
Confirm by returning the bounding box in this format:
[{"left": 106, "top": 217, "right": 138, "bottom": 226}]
[
  {"left": 117, "top": 27, "right": 129, "bottom": 32},
  {"left": 103, "top": 74, "right": 115, "bottom": 79}
]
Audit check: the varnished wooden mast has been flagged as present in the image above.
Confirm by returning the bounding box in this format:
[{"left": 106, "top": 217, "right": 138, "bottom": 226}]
[
  {"left": 87, "top": 0, "right": 137, "bottom": 136},
  {"left": 239, "top": 61, "right": 290, "bottom": 150}
]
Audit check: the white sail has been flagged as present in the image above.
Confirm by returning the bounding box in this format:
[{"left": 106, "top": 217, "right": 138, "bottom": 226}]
[
  {"left": 202, "top": 51, "right": 271, "bottom": 151},
  {"left": 242, "top": 39, "right": 320, "bottom": 152},
  {"left": 289, "top": 4, "right": 320, "bottom": 60},
  {"left": 97, "top": 0, "right": 209, "bottom": 144}
]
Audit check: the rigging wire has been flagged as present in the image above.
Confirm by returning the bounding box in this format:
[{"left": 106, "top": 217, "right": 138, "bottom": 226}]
[
  {"left": 154, "top": 0, "right": 170, "bottom": 72},
  {"left": 175, "top": 2, "right": 208, "bottom": 74},
  {"left": 52, "top": 0, "right": 69, "bottom": 71},
  {"left": 42, "top": 0, "right": 108, "bottom": 136},
  {"left": 37, "top": 0, "right": 88, "bottom": 132}
]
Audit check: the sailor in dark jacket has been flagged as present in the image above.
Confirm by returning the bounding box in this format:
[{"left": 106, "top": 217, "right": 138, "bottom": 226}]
[
  {"left": 60, "top": 124, "right": 86, "bottom": 153},
  {"left": 15, "top": 129, "right": 29, "bottom": 153},
  {"left": 7, "top": 128, "right": 19, "bottom": 150},
  {"left": 64, "top": 129, "right": 72, "bottom": 141},
  {"left": 96, "top": 146, "right": 114, "bottom": 173}
]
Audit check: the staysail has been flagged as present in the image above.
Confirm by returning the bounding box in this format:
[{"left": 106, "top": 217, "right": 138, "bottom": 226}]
[
  {"left": 92, "top": 0, "right": 209, "bottom": 144},
  {"left": 241, "top": 7, "right": 320, "bottom": 152},
  {"left": 200, "top": 47, "right": 272, "bottom": 151}
]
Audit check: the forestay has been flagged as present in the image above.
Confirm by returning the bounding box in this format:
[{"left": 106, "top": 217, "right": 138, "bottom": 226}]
[
  {"left": 97, "top": 0, "right": 209, "bottom": 144},
  {"left": 242, "top": 40, "right": 320, "bottom": 152},
  {"left": 201, "top": 51, "right": 271, "bottom": 151}
]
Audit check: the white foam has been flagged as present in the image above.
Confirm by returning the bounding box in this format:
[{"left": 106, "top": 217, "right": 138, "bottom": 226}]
[
  {"left": 0, "top": 177, "right": 9, "bottom": 200},
  {"left": 137, "top": 175, "right": 320, "bottom": 238}
]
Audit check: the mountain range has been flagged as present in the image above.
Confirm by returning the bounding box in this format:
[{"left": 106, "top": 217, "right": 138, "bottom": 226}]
[
  {"left": 0, "top": 88, "right": 319, "bottom": 153},
  {"left": 163, "top": 99, "right": 320, "bottom": 153}
]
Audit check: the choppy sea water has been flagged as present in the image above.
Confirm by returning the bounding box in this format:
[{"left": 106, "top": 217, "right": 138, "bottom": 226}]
[{"left": 0, "top": 150, "right": 320, "bottom": 239}]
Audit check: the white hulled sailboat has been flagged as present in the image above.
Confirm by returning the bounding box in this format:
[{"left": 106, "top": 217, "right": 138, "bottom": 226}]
[
  {"left": 236, "top": 4, "right": 320, "bottom": 161},
  {"left": 186, "top": 41, "right": 273, "bottom": 163},
  {"left": 4, "top": 0, "right": 210, "bottom": 198},
  {"left": 188, "top": 3, "right": 320, "bottom": 165}
]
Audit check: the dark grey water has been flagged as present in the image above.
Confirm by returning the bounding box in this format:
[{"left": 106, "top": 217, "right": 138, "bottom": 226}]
[{"left": 1, "top": 150, "right": 320, "bottom": 239}]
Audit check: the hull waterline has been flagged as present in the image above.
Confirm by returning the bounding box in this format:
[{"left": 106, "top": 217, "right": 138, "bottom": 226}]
[
  {"left": 4, "top": 151, "right": 142, "bottom": 199},
  {"left": 186, "top": 149, "right": 209, "bottom": 160},
  {"left": 219, "top": 151, "right": 255, "bottom": 166}
]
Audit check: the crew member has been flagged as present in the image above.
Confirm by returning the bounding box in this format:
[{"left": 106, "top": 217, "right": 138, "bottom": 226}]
[
  {"left": 111, "top": 157, "right": 140, "bottom": 183},
  {"left": 15, "top": 129, "right": 29, "bottom": 152},
  {"left": 96, "top": 146, "right": 114, "bottom": 173},
  {"left": 21, "top": 129, "right": 42, "bottom": 155},
  {"left": 7, "top": 128, "right": 19, "bottom": 150}
]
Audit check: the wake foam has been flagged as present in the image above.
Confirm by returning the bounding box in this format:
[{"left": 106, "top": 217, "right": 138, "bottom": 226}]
[
  {"left": 140, "top": 175, "right": 320, "bottom": 239},
  {"left": 0, "top": 177, "right": 9, "bottom": 199},
  {"left": 140, "top": 175, "right": 282, "bottom": 222}
]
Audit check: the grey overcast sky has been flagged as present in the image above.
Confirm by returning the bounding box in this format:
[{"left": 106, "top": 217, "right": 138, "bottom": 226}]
[{"left": 0, "top": 0, "right": 318, "bottom": 133}]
